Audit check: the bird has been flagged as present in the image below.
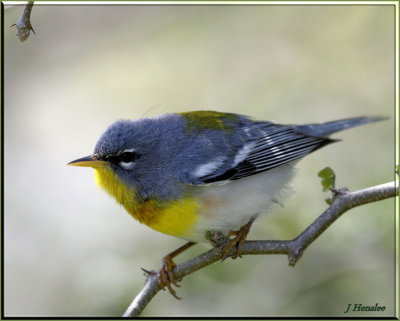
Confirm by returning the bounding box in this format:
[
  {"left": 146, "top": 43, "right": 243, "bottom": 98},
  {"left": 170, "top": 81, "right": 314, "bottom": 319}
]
[{"left": 68, "top": 110, "right": 384, "bottom": 298}]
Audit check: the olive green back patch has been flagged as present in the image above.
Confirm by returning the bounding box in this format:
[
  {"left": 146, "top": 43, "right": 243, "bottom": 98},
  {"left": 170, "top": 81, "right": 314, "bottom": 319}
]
[{"left": 179, "top": 111, "right": 239, "bottom": 134}]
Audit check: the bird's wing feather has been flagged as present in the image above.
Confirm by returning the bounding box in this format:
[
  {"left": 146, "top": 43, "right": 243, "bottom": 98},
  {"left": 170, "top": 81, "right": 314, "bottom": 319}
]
[{"left": 197, "top": 123, "right": 334, "bottom": 184}]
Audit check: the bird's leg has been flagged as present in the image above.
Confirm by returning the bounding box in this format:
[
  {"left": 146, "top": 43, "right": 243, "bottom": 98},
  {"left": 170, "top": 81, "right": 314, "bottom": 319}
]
[
  {"left": 222, "top": 217, "right": 255, "bottom": 261},
  {"left": 158, "top": 241, "right": 195, "bottom": 299}
]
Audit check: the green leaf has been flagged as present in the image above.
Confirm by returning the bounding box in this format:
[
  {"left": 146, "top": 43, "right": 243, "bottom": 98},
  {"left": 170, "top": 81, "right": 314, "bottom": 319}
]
[
  {"left": 318, "top": 167, "right": 336, "bottom": 191},
  {"left": 396, "top": 164, "right": 400, "bottom": 175}
]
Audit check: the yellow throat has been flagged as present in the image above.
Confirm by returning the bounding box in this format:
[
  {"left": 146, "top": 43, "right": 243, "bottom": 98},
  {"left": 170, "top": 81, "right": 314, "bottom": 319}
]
[{"left": 93, "top": 167, "right": 199, "bottom": 238}]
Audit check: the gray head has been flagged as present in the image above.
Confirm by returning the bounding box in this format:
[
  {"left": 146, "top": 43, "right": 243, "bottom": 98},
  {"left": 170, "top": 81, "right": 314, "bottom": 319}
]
[{"left": 91, "top": 114, "right": 188, "bottom": 200}]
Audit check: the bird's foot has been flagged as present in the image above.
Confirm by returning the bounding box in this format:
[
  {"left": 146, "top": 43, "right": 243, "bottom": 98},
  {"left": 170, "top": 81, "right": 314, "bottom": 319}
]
[
  {"left": 221, "top": 218, "right": 255, "bottom": 261},
  {"left": 147, "top": 242, "right": 195, "bottom": 300},
  {"left": 158, "top": 255, "right": 181, "bottom": 299},
  {"left": 142, "top": 257, "right": 181, "bottom": 299}
]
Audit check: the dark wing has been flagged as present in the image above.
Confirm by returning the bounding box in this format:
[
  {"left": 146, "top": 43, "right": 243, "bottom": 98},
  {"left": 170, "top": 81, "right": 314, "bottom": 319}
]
[{"left": 199, "top": 123, "right": 335, "bottom": 183}]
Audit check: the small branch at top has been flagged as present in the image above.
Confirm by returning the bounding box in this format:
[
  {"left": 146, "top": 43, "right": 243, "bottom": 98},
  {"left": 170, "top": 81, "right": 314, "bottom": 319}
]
[{"left": 10, "top": 2, "right": 35, "bottom": 42}]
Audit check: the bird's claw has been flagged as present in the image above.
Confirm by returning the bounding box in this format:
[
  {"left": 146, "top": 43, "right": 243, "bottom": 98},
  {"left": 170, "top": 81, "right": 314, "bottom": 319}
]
[
  {"left": 221, "top": 219, "right": 254, "bottom": 261},
  {"left": 158, "top": 256, "right": 181, "bottom": 300},
  {"left": 221, "top": 229, "right": 247, "bottom": 261}
]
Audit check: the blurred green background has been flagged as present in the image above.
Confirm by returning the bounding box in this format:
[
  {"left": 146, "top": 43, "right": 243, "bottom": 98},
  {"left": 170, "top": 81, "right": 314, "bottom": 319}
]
[{"left": 4, "top": 3, "right": 395, "bottom": 317}]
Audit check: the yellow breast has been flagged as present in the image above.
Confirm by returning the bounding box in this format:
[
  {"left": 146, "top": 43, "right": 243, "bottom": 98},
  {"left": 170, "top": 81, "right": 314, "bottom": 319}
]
[{"left": 93, "top": 167, "right": 199, "bottom": 239}]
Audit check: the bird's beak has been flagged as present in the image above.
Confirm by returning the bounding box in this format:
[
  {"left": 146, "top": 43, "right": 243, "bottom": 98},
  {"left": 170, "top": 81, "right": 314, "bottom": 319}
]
[{"left": 68, "top": 154, "right": 109, "bottom": 168}]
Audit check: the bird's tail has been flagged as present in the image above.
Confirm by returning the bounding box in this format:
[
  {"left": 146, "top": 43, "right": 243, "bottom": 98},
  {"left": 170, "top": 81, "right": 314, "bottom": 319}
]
[{"left": 294, "top": 116, "right": 387, "bottom": 137}]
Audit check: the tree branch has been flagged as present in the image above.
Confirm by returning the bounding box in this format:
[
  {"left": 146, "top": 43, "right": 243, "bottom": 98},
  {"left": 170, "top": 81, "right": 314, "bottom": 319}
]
[
  {"left": 123, "top": 181, "right": 398, "bottom": 317},
  {"left": 9, "top": 1, "right": 35, "bottom": 42}
]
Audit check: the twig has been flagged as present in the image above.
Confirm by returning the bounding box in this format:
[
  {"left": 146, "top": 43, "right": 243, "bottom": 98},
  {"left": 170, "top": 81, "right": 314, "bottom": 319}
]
[
  {"left": 123, "top": 181, "right": 398, "bottom": 317},
  {"left": 9, "top": 2, "right": 35, "bottom": 42}
]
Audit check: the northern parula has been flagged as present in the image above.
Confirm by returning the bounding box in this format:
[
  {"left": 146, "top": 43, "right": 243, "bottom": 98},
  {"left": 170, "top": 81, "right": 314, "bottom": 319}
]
[{"left": 68, "top": 110, "right": 383, "bottom": 297}]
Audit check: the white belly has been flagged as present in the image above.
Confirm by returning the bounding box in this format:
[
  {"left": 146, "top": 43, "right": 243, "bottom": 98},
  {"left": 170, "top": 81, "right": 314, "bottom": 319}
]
[{"left": 187, "top": 163, "right": 296, "bottom": 242}]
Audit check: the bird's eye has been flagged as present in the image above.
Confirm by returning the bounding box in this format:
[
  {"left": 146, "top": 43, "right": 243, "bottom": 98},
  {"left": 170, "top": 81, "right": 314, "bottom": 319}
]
[{"left": 119, "top": 151, "right": 140, "bottom": 163}]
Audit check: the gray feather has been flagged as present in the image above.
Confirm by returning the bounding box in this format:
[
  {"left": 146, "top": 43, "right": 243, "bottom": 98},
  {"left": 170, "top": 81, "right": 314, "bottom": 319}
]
[
  {"left": 293, "top": 116, "right": 387, "bottom": 137},
  {"left": 198, "top": 116, "right": 386, "bottom": 183}
]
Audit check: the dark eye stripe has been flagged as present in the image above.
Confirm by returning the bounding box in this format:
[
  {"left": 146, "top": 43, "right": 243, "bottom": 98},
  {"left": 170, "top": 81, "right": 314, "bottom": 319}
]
[{"left": 105, "top": 152, "right": 140, "bottom": 165}]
